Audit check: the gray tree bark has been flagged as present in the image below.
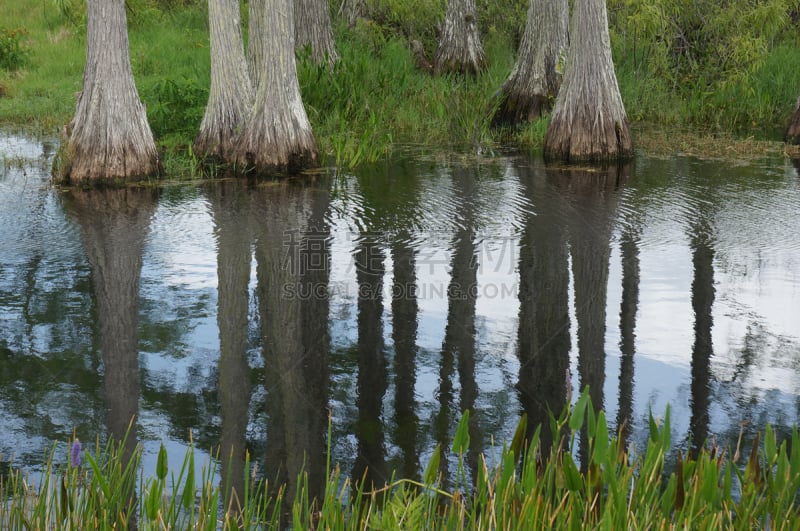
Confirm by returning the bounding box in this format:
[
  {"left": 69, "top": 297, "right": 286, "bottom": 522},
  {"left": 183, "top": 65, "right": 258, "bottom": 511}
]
[
  {"left": 433, "top": 0, "right": 487, "bottom": 75},
  {"left": 543, "top": 0, "right": 632, "bottom": 162},
  {"left": 236, "top": 0, "right": 318, "bottom": 174},
  {"left": 247, "top": 0, "right": 267, "bottom": 90},
  {"left": 338, "top": 0, "right": 366, "bottom": 27},
  {"left": 493, "top": 0, "right": 569, "bottom": 126},
  {"left": 786, "top": 96, "right": 800, "bottom": 144},
  {"left": 194, "top": 0, "right": 252, "bottom": 161},
  {"left": 60, "top": 0, "right": 159, "bottom": 183},
  {"left": 295, "top": 0, "right": 339, "bottom": 66}
]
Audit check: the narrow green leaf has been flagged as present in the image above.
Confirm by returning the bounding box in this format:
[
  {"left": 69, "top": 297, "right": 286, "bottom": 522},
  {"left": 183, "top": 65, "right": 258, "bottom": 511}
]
[
  {"left": 701, "top": 459, "right": 718, "bottom": 505},
  {"left": 156, "top": 443, "right": 168, "bottom": 481},
  {"left": 562, "top": 453, "right": 582, "bottom": 492},
  {"left": 423, "top": 446, "right": 441, "bottom": 486},
  {"left": 661, "top": 406, "right": 671, "bottom": 450},
  {"left": 569, "top": 391, "right": 589, "bottom": 433},
  {"left": 85, "top": 452, "right": 111, "bottom": 499},
  {"left": 452, "top": 410, "right": 470, "bottom": 455},
  {"left": 510, "top": 413, "right": 528, "bottom": 460},
  {"left": 722, "top": 462, "right": 732, "bottom": 500},
  {"left": 648, "top": 410, "right": 659, "bottom": 443},
  {"left": 586, "top": 400, "right": 597, "bottom": 439},
  {"left": 661, "top": 474, "right": 677, "bottom": 517},
  {"left": 791, "top": 426, "right": 800, "bottom": 478},
  {"left": 592, "top": 411, "right": 609, "bottom": 466},
  {"left": 499, "top": 449, "right": 516, "bottom": 496},
  {"left": 765, "top": 424, "right": 777, "bottom": 466},
  {"left": 776, "top": 443, "right": 789, "bottom": 492},
  {"left": 146, "top": 481, "right": 160, "bottom": 522},
  {"left": 181, "top": 447, "right": 195, "bottom": 510}
]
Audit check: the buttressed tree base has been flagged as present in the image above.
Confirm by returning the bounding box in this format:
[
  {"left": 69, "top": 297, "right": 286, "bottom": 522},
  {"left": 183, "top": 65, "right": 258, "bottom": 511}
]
[{"left": 58, "top": 0, "right": 159, "bottom": 184}]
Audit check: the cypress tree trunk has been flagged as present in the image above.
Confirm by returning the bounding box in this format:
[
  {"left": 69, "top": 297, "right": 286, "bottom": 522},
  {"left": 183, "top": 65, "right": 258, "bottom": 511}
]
[
  {"left": 194, "top": 0, "right": 252, "bottom": 161},
  {"left": 492, "top": 0, "right": 568, "bottom": 126},
  {"left": 339, "top": 0, "right": 366, "bottom": 27},
  {"left": 786, "top": 96, "right": 800, "bottom": 144},
  {"left": 236, "top": 0, "right": 318, "bottom": 174},
  {"left": 59, "top": 0, "right": 159, "bottom": 183},
  {"left": 543, "top": 0, "right": 632, "bottom": 162},
  {"left": 247, "top": 0, "right": 267, "bottom": 90},
  {"left": 295, "top": 0, "right": 339, "bottom": 66},
  {"left": 433, "top": 0, "right": 487, "bottom": 75}
]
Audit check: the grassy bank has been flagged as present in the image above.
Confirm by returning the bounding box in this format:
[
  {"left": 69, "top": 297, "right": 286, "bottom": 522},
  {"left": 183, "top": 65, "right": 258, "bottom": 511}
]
[
  {"left": 2, "top": 390, "right": 799, "bottom": 529},
  {"left": 1, "top": 1, "right": 799, "bottom": 171}
]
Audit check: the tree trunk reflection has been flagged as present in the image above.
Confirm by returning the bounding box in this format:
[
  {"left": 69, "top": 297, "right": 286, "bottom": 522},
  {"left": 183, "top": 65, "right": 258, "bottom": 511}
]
[
  {"left": 689, "top": 220, "right": 715, "bottom": 458},
  {"left": 65, "top": 187, "right": 158, "bottom": 527},
  {"left": 352, "top": 235, "right": 388, "bottom": 491},
  {"left": 390, "top": 238, "right": 420, "bottom": 480},
  {"left": 550, "top": 164, "right": 627, "bottom": 468},
  {"left": 616, "top": 226, "right": 640, "bottom": 449},
  {"left": 436, "top": 166, "right": 481, "bottom": 484},
  {"left": 515, "top": 163, "right": 571, "bottom": 456},
  {"left": 252, "top": 182, "right": 330, "bottom": 510},
  {"left": 210, "top": 181, "right": 253, "bottom": 512}
]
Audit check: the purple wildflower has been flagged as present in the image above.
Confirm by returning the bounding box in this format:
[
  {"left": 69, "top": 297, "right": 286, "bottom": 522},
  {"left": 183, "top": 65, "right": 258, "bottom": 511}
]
[{"left": 70, "top": 439, "right": 82, "bottom": 467}]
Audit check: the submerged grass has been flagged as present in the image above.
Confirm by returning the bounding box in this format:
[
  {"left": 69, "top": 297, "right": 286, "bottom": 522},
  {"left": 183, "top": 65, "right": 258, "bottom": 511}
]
[{"left": 3, "top": 389, "right": 800, "bottom": 529}]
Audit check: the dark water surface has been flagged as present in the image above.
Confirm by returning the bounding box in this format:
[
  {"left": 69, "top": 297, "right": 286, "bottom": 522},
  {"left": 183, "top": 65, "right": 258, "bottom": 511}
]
[{"left": 2, "top": 131, "right": 800, "bottom": 494}]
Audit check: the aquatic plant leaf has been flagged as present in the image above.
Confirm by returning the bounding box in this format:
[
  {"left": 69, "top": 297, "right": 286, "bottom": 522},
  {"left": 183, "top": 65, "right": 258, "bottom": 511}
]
[
  {"left": 700, "top": 459, "right": 719, "bottom": 505},
  {"left": 592, "top": 411, "right": 609, "bottom": 466},
  {"left": 570, "top": 391, "right": 589, "bottom": 433},
  {"left": 510, "top": 413, "right": 528, "bottom": 460},
  {"left": 156, "top": 443, "right": 168, "bottom": 481},
  {"left": 181, "top": 448, "right": 195, "bottom": 510},
  {"left": 146, "top": 481, "right": 160, "bottom": 521},
  {"left": 648, "top": 410, "right": 659, "bottom": 444},
  {"left": 85, "top": 452, "right": 110, "bottom": 499},
  {"left": 423, "top": 446, "right": 441, "bottom": 486},
  {"left": 452, "top": 410, "right": 470, "bottom": 455},
  {"left": 661, "top": 406, "right": 672, "bottom": 450},
  {"left": 723, "top": 463, "right": 732, "bottom": 500},
  {"left": 562, "top": 453, "right": 582, "bottom": 492},
  {"left": 765, "top": 424, "right": 777, "bottom": 466}
]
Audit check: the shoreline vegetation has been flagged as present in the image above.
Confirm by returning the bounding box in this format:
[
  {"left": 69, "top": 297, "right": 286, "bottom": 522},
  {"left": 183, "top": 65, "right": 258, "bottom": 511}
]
[
  {"left": 2, "top": 0, "right": 800, "bottom": 174},
  {"left": 2, "top": 390, "right": 799, "bottom": 528}
]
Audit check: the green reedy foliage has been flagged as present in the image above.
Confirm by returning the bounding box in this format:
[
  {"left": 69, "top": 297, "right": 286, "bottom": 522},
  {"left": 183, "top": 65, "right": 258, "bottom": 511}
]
[
  {"left": 0, "top": 28, "right": 30, "bottom": 72},
  {"left": 609, "top": 0, "right": 800, "bottom": 134},
  {"left": 147, "top": 76, "right": 208, "bottom": 142},
  {"left": 300, "top": 27, "right": 513, "bottom": 167},
  {"left": 609, "top": 0, "right": 800, "bottom": 84},
  {"left": 3, "top": 389, "right": 800, "bottom": 529}
]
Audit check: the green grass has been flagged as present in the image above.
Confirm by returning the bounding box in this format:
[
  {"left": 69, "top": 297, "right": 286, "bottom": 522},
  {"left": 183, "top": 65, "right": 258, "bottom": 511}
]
[{"left": 2, "top": 389, "right": 799, "bottom": 529}]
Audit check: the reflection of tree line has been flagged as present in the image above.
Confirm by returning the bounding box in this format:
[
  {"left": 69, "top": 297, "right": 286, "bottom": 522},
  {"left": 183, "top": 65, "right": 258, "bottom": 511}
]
[
  {"left": 54, "top": 158, "right": 726, "bottom": 513},
  {"left": 516, "top": 164, "right": 624, "bottom": 465}
]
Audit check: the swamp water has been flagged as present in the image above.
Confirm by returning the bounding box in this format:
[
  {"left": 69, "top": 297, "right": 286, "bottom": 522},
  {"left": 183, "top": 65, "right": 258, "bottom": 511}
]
[{"left": 2, "top": 131, "right": 800, "bottom": 495}]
